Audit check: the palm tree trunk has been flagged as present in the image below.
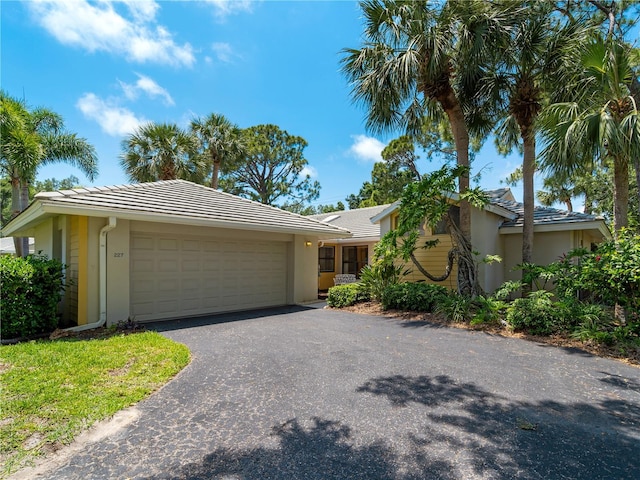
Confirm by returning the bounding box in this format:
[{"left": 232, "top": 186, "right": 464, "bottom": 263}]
[
  {"left": 19, "top": 182, "right": 30, "bottom": 256},
  {"left": 211, "top": 160, "right": 221, "bottom": 189},
  {"left": 440, "top": 91, "right": 479, "bottom": 296},
  {"left": 634, "top": 156, "right": 640, "bottom": 223},
  {"left": 522, "top": 132, "right": 536, "bottom": 293},
  {"left": 564, "top": 199, "right": 573, "bottom": 212},
  {"left": 10, "top": 175, "right": 24, "bottom": 258},
  {"left": 611, "top": 156, "right": 631, "bottom": 325},
  {"left": 612, "top": 155, "right": 629, "bottom": 234}
]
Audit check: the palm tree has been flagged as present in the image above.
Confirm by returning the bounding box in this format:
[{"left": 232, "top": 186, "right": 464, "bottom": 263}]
[
  {"left": 190, "top": 113, "right": 244, "bottom": 189},
  {"left": 0, "top": 91, "right": 97, "bottom": 256},
  {"left": 120, "top": 122, "right": 204, "bottom": 183},
  {"left": 478, "top": 3, "right": 587, "bottom": 289},
  {"left": 341, "top": 0, "right": 512, "bottom": 295},
  {"left": 540, "top": 37, "right": 640, "bottom": 234}
]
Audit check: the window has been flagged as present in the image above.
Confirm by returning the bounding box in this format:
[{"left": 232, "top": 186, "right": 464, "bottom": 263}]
[
  {"left": 319, "top": 246, "right": 335, "bottom": 272},
  {"left": 433, "top": 205, "right": 460, "bottom": 235},
  {"left": 391, "top": 214, "right": 399, "bottom": 230},
  {"left": 342, "top": 246, "right": 368, "bottom": 276}
]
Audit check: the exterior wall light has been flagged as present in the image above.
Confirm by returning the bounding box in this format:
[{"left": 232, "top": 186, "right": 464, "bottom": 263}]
[{"left": 305, "top": 241, "right": 313, "bottom": 247}]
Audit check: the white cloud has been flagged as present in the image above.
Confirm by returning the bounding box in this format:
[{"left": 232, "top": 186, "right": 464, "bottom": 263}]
[
  {"left": 203, "top": 0, "right": 254, "bottom": 19},
  {"left": 76, "top": 93, "right": 146, "bottom": 137},
  {"left": 349, "top": 135, "right": 386, "bottom": 163},
  {"left": 27, "top": 0, "right": 195, "bottom": 67},
  {"left": 119, "top": 73, "right": 174, "bottom": 105},
  {"left": 211, "top": 42, "right": 237, "bottom": 63},
  {"left": 300, "top": 166, "right": 318, "bottom": 179}
]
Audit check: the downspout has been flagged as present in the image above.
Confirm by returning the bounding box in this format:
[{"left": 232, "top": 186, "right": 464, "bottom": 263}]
[{"left": 66, "top": 216, "right": 117, "bottom": 332}]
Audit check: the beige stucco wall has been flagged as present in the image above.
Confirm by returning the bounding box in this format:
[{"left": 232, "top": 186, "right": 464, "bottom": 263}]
[
  {"left": 106, "top": 219, "right": 131, "bottom": 325},
  {"left": 470, "top": 209, "right": 505, "bottom": 293},
  {"left": 502, "top": 230, "right": 574, "bottom": 283},
  {"left": 289, "top": 234, "right": 320, "bottom": 304},
  {"left": 33, "top": 218, "right": 54, "bottom": 257}
]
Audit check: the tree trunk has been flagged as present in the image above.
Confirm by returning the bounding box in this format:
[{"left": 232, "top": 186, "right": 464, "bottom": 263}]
[
  {"left": 564, "top": 199, "right": 573, "bottom": 212},
  {"left": 612, "top": 155, "right": 629, "bottom": 234},
  {"left": 521, "top": 132, "right": 536, "bottom": 293},
  {"left": 10, "top": 175, "right": 24, "bottom": 258},
  {"left": 211, "top": 160, "right": 221, "bottom": 189},
  {"left": 611, "top": 155, "right": 630, "bottom": 324},
  {"left": 635, "top": 156, "right": 640, "bottom": 223},
  {"left": 19, "top": 182, "right": 31, "bottom": 256},
  {"left": 440, "top": 92, "right": 479, "bottom": 296}
]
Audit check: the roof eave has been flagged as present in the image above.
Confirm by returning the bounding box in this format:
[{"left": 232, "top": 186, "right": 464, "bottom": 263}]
[
  {"left": 370, "top": 201, "right": 401, "bottom": 223},
  {"left": 1, "top": 201, "right": 47, "bottom": 237},
  {"left": 484, "top": 203, "right": 518, "bottom": 220},
  {"left": 499, "top": 220, "right": 612, "bottom": 238},
  {"left": 7, "top": 202, "right": 352, "bottom": 239}
]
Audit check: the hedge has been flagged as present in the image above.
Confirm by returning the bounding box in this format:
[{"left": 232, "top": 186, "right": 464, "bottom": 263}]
[{"left": 1, "top": 254, "right": 65, "bottom": 339}]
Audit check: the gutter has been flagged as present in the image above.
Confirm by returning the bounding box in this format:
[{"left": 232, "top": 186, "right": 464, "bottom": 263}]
[{"left": 65, "top": 217, "right": 117, "bottom": 332}]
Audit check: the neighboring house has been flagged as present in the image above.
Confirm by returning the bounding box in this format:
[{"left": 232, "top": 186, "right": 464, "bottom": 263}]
[
  {"left": 0, "top": 237, "right": 34, "bottom": 255},
  {"left": 310, "top": 204, "right": 389, "bottom": 291},
  {"left": 1, "top": 180, "right": 350, "bottom": 327},
  {"left": 319, "top": 188, "right": 611, "bottom": 293}
]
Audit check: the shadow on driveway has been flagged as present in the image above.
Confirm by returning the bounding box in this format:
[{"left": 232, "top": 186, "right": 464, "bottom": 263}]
[{"left": 146, "top": 305, "right": 317, "bottom": 333}]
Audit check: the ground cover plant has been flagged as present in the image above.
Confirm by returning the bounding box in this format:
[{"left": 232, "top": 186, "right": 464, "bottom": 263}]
[
  {"left": 329, "top": 232, "right": 640, "bottom": 365},
  {"left": 0, "top": 330, "right": 190, "bottom": 476}
]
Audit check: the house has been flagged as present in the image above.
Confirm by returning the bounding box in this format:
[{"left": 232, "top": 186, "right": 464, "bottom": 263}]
[
  {"left": 0, "top": 237, "right": 34, "bottom": 255},
  {"left": 317, "top": 188, "right": 611, "bottom": 293},
  {"left": 309, "top": 204, "right": 389, "bottom": 290},
  {"left": 1, "top": 180, "right": 350, "bottom": 327}
]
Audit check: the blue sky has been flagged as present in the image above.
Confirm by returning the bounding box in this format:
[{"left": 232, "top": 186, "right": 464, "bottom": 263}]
[{"left": 3, "top": 0, "right": 529, "bottom": 208}]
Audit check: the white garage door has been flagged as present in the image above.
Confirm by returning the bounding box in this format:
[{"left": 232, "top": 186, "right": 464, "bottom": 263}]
[{"left": 130, "top": 233, "right": 288, "bottom": 322}]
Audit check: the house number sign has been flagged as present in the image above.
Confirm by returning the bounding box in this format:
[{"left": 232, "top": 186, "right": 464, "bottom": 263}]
[{"left": 113, "top": 252, "right": 125, "bottom": 258}]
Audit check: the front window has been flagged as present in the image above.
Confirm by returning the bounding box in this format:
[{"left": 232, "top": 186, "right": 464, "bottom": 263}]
[
  {"left": 342, "top": 246, "right": 368, "bottom": 276},
  {"left": 319, "top": 246, "right": 335, "bottom": 272}
]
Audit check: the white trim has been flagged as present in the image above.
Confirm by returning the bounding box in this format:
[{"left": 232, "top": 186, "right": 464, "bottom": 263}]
[
  {"left": 499, "top": 220, "right": 612, "bottom": 238},
  {"left": 370, "top": 200, "right": 400, "bottom": 224},
  {"left": 3, "top": 201, "right": 352, "bottom": 239}
]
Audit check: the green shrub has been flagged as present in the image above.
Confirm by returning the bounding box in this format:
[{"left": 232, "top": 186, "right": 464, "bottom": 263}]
[
  {"left": 326, "top": 283, "right": 369, "bottom": 308},
  {"left": 579, "top": 229, "right": 640, "bottom": 311},
  {"left": 1, "top": 254, "right": 65, "bottom": 339},
  {"left": 358, "top": 261, "right": 408, "bottom": 301},
  {"left": 381, "top": 282, "right": 448, "bottom": 312},
  {"left": 470, "top": 295, "right": 506, "bottom": 326},
  {"left": 435, "top": 291, "right": 473, "bottom": 323},
  {"left": 505, "top": 290, "right": 585, "bottom": 335}
]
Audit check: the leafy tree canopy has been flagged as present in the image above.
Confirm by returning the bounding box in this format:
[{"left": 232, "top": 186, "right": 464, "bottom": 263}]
[
  {"left": 220, "top": 124, "right": 320, "bottom": 209},
  {"left": 298, "top": 202, "right": 346, "bottom": 216}
]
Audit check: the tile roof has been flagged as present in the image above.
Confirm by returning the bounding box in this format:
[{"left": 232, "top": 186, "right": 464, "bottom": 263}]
[
  {"left": 492, "top": 199, "right": 602, "bottom": 227},
  {"left": 485, "top": 188, "right": 513, "bottom": 202},
  {"left": 309, "top": 204, "right": 390, "bottom": 239},
  {"left": 9, "top": 180, "right": 351, "bottom": 237}
]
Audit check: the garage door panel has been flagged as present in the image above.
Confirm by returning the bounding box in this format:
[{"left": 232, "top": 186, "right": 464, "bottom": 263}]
[{"left": 131, "top": 233, "right": 288, "bottom": 322}]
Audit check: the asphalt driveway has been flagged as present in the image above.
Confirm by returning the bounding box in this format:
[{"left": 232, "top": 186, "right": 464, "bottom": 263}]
[{"left": 15, "top": 304, "right": 640, "bottom": 479}]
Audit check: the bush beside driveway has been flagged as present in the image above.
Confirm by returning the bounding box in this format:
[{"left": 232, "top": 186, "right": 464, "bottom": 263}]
[{"left": 13, "top": 305, "right": 640, "bottom": 480}]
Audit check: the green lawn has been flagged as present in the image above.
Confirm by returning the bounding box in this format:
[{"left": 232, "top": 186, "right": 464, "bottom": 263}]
[{"left": 0, "top": 331, "right": 190, "bottom": 476}]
